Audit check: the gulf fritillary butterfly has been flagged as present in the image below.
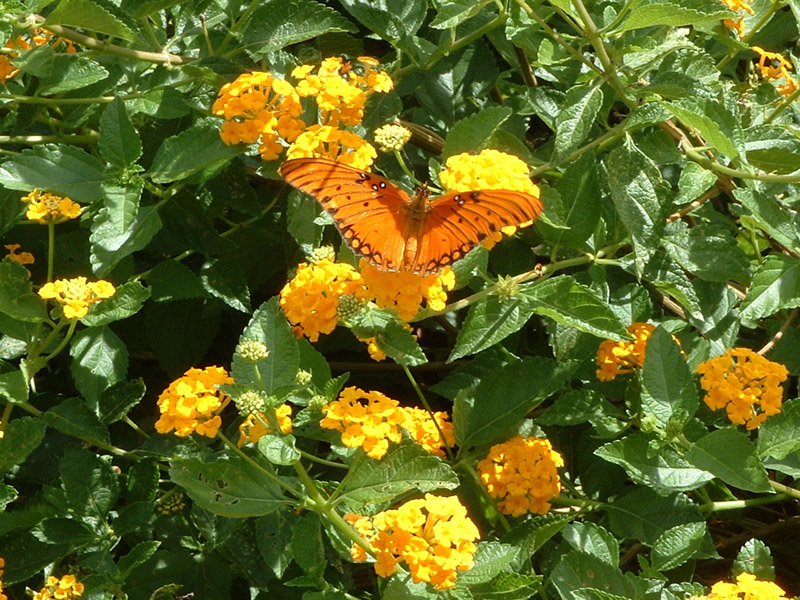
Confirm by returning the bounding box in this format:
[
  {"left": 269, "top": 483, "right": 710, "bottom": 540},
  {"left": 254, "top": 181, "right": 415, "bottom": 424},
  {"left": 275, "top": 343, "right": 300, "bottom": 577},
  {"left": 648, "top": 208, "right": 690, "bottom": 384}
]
[{"left": 279, "top": 157, "right": 544, "bottom": 276}]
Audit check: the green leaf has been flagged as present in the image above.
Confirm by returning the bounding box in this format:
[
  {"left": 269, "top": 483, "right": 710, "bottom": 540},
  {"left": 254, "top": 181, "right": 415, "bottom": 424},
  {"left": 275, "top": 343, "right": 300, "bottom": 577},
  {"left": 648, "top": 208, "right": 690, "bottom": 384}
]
[
  {"left": 257, "top": 512, "right": 295, "bottom": 579},
  {"left": 595, "top": 435, "right": 714, "bottom": 493},
  {"left": 258, "top": 434, "right": 301, "bottom": 466},
  {"left": 99, "top": 98, "right": 143, "bottom": 169},
  {"left": 662, "top": 98, "right": 740, "bottom": 160},
  {"left": 148, "top": 123, "right": 244, "bottom": 184},
  {"left": 458, "top": 357, "right": 577, "bottom": 447},
  {"left": 118, "top": 541, "right": 161, "bottom": 578},
  {"left": 538, "top": 152, "right": 602, "bottom": 248},
  {"left": 663, "top": 223, "right": 748, "bottom": 282},
  {"left": 736, "top": 188, "right": 800, "bottom": 252},
  {"left": 81, "top": 281, "right": 150, "bottom": 327},
  {"left": 242, "top": 0, "right": 357, "bottom": 57},
  {"left": 501, "top": 513, "right": 575, "bottom": 560},
  {"left": 37, "top": 55, "right": 109, "bottom": 94},
  {"left": 606, "top": 140, "right": 669, "bottom": 275},
  {"left": 200, "top": 257, "right": 251, "bottom": 313},
  {"left": 0, "top": 260, "right": 47, "bottom": 322},
  {"left": 33, "top": 518, "right": 95, "bottom": 545},
  {"left": 562, "top": 522, "right": 619, "bottom": 567},
  {"left": 732, "top": 539, "right": 775, "bottom": 581},
  {"left": 551, "top": 552, "right": 638, "bottom": 599},
  {"left": 0, "top": 186, "right": 25, "bottom": 237},
  {"left": 89, "top": 182, "right": 162, "bottom": 277},
  {"left": 618, "top": 0, "right": 733, "bottom": 31},
  {"left": 0, "top": 417, "right": 46, "bottom": 474},
  {"left": 607, "top": 488, "right": 704, "bottom": 544},
  {"left": 0, "top": 369, "right": 28, "bottom": 405},
  {"left": 231, "top": 298, "right": 299, "bottom": 394},
  {"left": 640, "top": 326, "right": 698, "bottom": 427},
  {"left": 69, "top": 326, "right": 128, "bottom": 405},
  {"left": 449, "top": 296, "right": 535, "bottom": 362},
  {"left": 552, "top": 83, "right": 603, "bottom": 163},
  {"left": 60, "top": 446, "right": 119, "bottom": 518},
  {"left": 430, "top": 347, "right": 509, "bottom": 400},
  {"left": 430, "top": 0, "right": 482, "bottom": 28},
  {"left": 745, "top": 125, "right": 800, "bottom": 174},
  {"left": 338, "top": 441, "right": 459, "bottom": 508},
  {"left": 99, "top": 378, "right": 146, "bottom": 425},
  {"left": 739, "top": 254, "right": 800, "bottom": 320},
  {"left": 291, "top": 512, "right": 325, "bottom": 579},
  {"left": 339, "top": 0, "right": 427, "bottom": 43},
  {"left": 538, "top": 389, "right": 626, "bottom": 438},
  {"left": 686, "top": 429, "right": 773, "bottom": 493},
  {"left": 757, "top": 398, "right": 800, "bottom": 460},
  {"left": 441, "top": 106, "right": 512, "bottom": 158},
  {"left": 456, "top": 542, "right": 519, "bottom": 585},
  {"left": 373, "top": 320, "right": 427, "bottom": 366},
  {"left": 522, "top": 275, "right": 632, "bottom": 340},
  {"left": 44, "top": 397, "right": 111, "bottom": 447},
  {"left": 651, "top": 522, "right": 706, "bottom": 571},
  {"left": 144, "top": 299, "right": 221, "bottom": 375},
  {"left": 46, "top": 0, "right": 137, "bottom": 40},
  {"left": 170, "top": 455, "right": 289, "bottom": 517},
  {"left": 146, "top": 260, "right": 207, "bottom": 302},
  {"left": 0, "top": 144, "right": 109, "bottom": 203}
]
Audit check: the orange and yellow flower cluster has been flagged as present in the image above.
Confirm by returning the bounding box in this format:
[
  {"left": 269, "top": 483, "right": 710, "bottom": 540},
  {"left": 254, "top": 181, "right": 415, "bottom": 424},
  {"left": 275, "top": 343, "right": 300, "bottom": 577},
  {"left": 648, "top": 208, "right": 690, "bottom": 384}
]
[
  {"left": 320, "top": 386, "right": 454, "bottom": 459},
  {"left": 0, "top": 29, "right": 76, "bottom": 84},
  {"left": 155, "top": 366, "right": 234, "bottom": 437},
  {"left": 32, "top": 574, "right": 84, "bottom": 600},
  {"left": 38, "top": 277, "right": 116, "bottom": 320},
  {"left": 345, "top": 494, "right": 480, "bottom": 590},
  {"left": 696, "top": 348, "right": 787, "bottom": 430},
  {"left": 359, "top": 260, "right": 455, "bottom": 321},
  {"left": 238, "top": 404, "right": 294, "bottom": 446},
  {"left": 596, "top": 322, "right": 656, "bottom": 381},
  {"left": 477, "top": 435, "right": 564, "bottom": 516},
  {"left": 214, "top": 57, "right": 392, "bottom": 169},
  {"left": 4, "top": 244, "right": 34, "bottom": 267},
  {"left": 753, "top": 47, "right": 798, "bottom": 97},
  {"left": 702, "top": 572, "right": 788, "bottom": 600},
  {"left": 21, "top": 189, "right": 83, "bottom": 224},
  {"left": 720, "top": 0, "right": 753, "bottom": 38},
  {"left": 0, "top": 557, "right": 6, "bottom": 600}
]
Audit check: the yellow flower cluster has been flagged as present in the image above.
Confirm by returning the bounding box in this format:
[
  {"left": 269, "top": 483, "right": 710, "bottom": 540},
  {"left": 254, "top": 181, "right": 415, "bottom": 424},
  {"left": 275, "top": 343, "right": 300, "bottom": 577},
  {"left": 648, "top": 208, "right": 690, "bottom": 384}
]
[
  {"left": 477, "top": 436, "right": 564, "bottom": 516},
  {"left": 374, "top": 123, "right": 412, "bottom": 152},
  {"left": 155, "top": 366, "right": 234, "bottom": 438},
  {"left": 155, "top": 491, "right": 186, "bottom": 516},
  {"left": 215, "top": 57, "right": 392, "bottom": 169},
  {"left": 320, "top": 386, "right": 455, "bottom": 459},
  {"left": 345, "top": 494, "right": 479, "bottom": 590},
  {"left": 720, "top": 0, "right": 754, "bottom": 37},
  {"left": 38, "top": 277, "right": 116, "bottom": 320},
  {"left": 696, "top": 348, "right": 788, "bottom": 430},
  {"left": 438, "top": 149, "right": 541, "bottom": 249},
  {"left": 237, "top": 404, "right": 293, "bottom": 446},
  {"left": 596, "top": 322, "right": 656, "bottom": 381},
  {"left": 4, "top": 243, "right": 34, "bottom": 265},
  {"left": 0, "top": 29, "right": 76, "bottom": 84},
  {"left": 753, "top": 47, "right": 798, "bottom": 97},
  {"left": 0, "top": 557, "right": 6, "bottom": 600},
  {"left": 33, "top": 575, "right": 84, "bottom": 600},
  {"left": 359, "top": 260, "right": 455, "bottom": 321},
  {"left": 21, "top": 189, "right": 83, "bottom": 224},
  {"left": 279, "top": 259, "right": 371, "bottom": 342},
  {"left": 703, "top": 572, "right": 788, "bottom": 600},
  {"left": 358, "top": 335, "right": 387, "bottom": 362}
]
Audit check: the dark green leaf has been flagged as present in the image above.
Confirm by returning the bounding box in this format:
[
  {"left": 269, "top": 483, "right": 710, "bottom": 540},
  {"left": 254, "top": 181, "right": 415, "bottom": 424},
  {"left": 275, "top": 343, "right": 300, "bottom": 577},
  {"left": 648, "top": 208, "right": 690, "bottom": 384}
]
[
  {"left": 146, "top": 260, "right": 207, "bottom": 302},
  {"left": 562, "top": 522, "right": 619, "bottom": 567},
  {"left": 737, "top": 188, "right": 800, "bottom": 252},
  {"left": 551, "top": 552, "right": 638, "bottom": 599},
  {"left": 258, "top": 434, "right": 301, "bottom": 466},
  {"left": 148, "top": 123, "right": 243, "bottom": 184},
  {"left": 46, "top": 0, "right": 137, "bottom": 40},
  {"left": 38, "top": 55, "right": 108, "bottom": 94},
  {"left": 44, "top": 397, "right": 111, "bottom": 447},
  {"left": 0, "top": 185, "right": 26, "bottom": 236},
  {"left": 81, "top": 281, "right": 150, "bottom": 327},
  {"left": 441, "top": 106, "right": 512, "bottom": 158},
  {"left": 69, "top": 326, "right": 128, "bottom": 405},
  {"left": 0, "top": 259, "right": 47, "bottom": 322},
  {"left": 640, "top": 326, "right": 698, "bottom": 427},
  {"left": 60, "top": 446, "right": 119, "bottom": 518},
  {"left": 662, "top": 98, "right": 741, "bottom": 159},
  {"left": 144, "top": 299, "right": 221, "bottom": 375},
  {"left": 740, "top": 254, "right": 800, "bottom": 320},
  {"left": 757, "top": 398, "right": 800, "bottom": 460},
  {"left": 118, "top": 541, "right": 161, "bottom": 578},
  {"left": 0, "top": 369, "right": 28, "bottom": 405},
  {"left": 456, "top": 542, "right": 519, "bottom": 585},
  {"left": 0, "top": 417, "right": 46, "bottom": 474},
  {"left": 732, "top": 539, "right": 775, "bottom": 581},
  {"left": 618, "top": 0, "right": 734, "bottom": 32},
  {"left": 200, "top": 257, "right": 251, "bottom": 313},
  {"left": 552, "top": 84, "right": 603, "bottom": 163},
  {"left": 651, "top": 522, "right": 707, "bottom": 571},
  {"left": 33, "top": 518, "right": 95, "bottom": 545},
  {"left": 373, "top": 320, "right": 427, "bottom": 366},
  {"left": 449, "top": 296, "right": 535, "bottom": 361},
  {"left": 663, "top": 223, "right": 748, "bottom": 282},
  {"left": 99, "top": 98, "right": 143, "bottom": 168},
  {"left": 430, "top": 0, "right": 482, "bottom": 28},
  {"left": 607, "top": 488, "right": 704, "bottom": 544},
  {"left": 339, "top": 0, "right": 426, "bottom": 43},
  {"left": 99, "top": 378, "right": 146, "bottom": 425},
  {"left": 291, "top": 512, "right": 325, "bottom": 579},
  {"left": 744, "top": 125, "right": 800, "bottom": 174},
  {"left": 501, "top": 513, "right": 575, "bottom": 561},
  {"left": 686, "top": 429, "right": 772, "bottom": 493},
  {"left": 113, "top": 501, "right": 154, "bottom": 536}
]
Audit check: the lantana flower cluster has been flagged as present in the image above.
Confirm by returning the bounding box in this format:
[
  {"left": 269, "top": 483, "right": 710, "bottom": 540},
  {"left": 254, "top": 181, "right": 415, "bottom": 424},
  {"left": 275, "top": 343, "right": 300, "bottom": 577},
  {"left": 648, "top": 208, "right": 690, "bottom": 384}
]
[
  {"left": 477, "top": 435, "right": 564, "bottom": 516},
  {"left": 359, "top": 260, "right": 455, "bottom": 321},
  {"left": 155, "top": 366, "right": 234, "bottom": 437},
  {"left": 752, "top": 46, "right": 798, "bottom": 97},
  {"left": 214, "top": 56, "right": 392, "bottom": 169},
  {"left": 0, "top": 557, "right": 5, "bottom": 600},
  {"left": 696, "top": 348, "right": 788, "bottom": 430},
  {"left": 0, "top": 29, "right": 76, "bottom": 84},
  {"left": 21, "top": 189, "right": 83, "bottom": 224},
  {"left": 596, "top": 322, "right": 656, "bottom": 381},
  {"left": 345, "top": 494, "right": 480, "bottom": 590},
  {"left": 32, "top": 575, "right": 84, "bottom": 600},
  {"left": 38, "top": 277, "right": 116, "bottom": 320},
  {"left": 720, "top": 0, "right": 754, "bottom": 38},
  {"left": 320, "top": 386, "right": 454, "bottom": 459},
  {"left": 702, "top": 572, "right": 788, "bottom": 600},
  {"left": 238, "top": 404, "right": 294, "bottom": 446}
]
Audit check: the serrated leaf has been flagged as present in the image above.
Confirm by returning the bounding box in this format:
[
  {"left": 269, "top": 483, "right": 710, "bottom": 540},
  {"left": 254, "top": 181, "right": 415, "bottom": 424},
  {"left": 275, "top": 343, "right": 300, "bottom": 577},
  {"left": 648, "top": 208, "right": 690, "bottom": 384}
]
[
  {"left": 430, "top": 0, "right": 482, "bottom": 28},
  {"left": 60, "top": 446, "right": 119, "bottom": 518},
  {"left": 44, "top": 397, "right": 111, "bottom": 447},
  {"left": 291, "top": 512, "right": 326, "bottom": 578},
  {"left": 522, "top": 275, "right": 632, "bottom": 340},
  {"left": 596, "top": 435, "right": 714, "bottom": 493},
  {"left": 339, "top": 0, "right": 427, "bottom": 43},
  {"left": 618, "top": 0, "right": 734, "bottom": 31},
  {"left": 373, "top": 320, "right": 427, "bottom": 366},
  {"left": 38, "top": 55, "right": 108, "bottom": 94},
  {"left": 243, "top": 0, "right": 357, "bottom": 57},
  {"left": 740, "top": 254, "right": 800, "bottom": 320},
  {"left": 258, "top": 434, "right": 301, "bottom": 466},
  {"left": 745, "top": 125, "right": 800, "bottom": 174},
  {"left": 640, "top": 326, "right": 698, "bottom": 427},
  {"left": 552, "top": 84, "right": 603, "bottom": 163},
  {"left": 99, "top": 98, "right": 142, "bottom": 169},
  {"left": 441, "top": 106, "right": 512, "bottom": 158},
  {"left": 46, "top": 0, "right": 137, "bottom": 40},
  {"left": 551, "top": 552, "right": 637, "bottom": 599},
  {"left": 449, "top": 296, "right": 535, "bottom": 362},
  {"left": 662, "top": 98, "right": 740, "bottom": 160},
  {"left": 170, "top": 456, "right": 289, "bottom": 517},
  {"left": 607, "top": 488, "right": 704, "bottom": 544},
  {"left": 99, "top": 378, "right": 146, "bottom": 425},
  {"left": 338, "top": 442, "right": 458, "bottom": 508},
  {"left": 736, "top": 188, "right": 800, "bottom": 252},
  {"left": 146, "top": 260, "right": 207, "bottom": 302},
  {"left": 686, "top": 429, "right": 772, "bottom": 493},
  {"left": 562, "top": 522, "right": 619, "bottom": 567},
  {"left": 663, "top": 223, "right": 748, "bottom": 282},
  {"left": 0, "top": 260, "right": 47, "bottom": 322},
  {"left": 456, "top": 542, "right": 519, "bottom": 585},
  {"left": 501, "top": 513, "right": 575, "bottom": 561},
  {"left": 651, "top": 522, "right": 706, "bottom": 571},
  {"left": 69, "top": 326, "right": 128, "bottom": 405},
  {"left": 732, "top": 539, "right": 775, "bottom": 581},
  {"left": 0, "top": 144, "right": 108, "bottom": 203},
  {"left": 200, "top": 257, "right": 251, "bottom": 313},
  {"left": 149, "top": 123, "right": 245, "bottom": 184},
  {"left": 81, "top": 281, "right": 150, "bottom": 327},
  {"left": 0, "top": 417, "right": 46, "bottom": 474},
  {"left": 118, "top": 541, "right": 161, "bottom": 578},
  {"left": 0, "top": 369, "right": 28, "bottom": 405},
  {"left": 757, "top": 398, "right": 800, "bottom": 460}
]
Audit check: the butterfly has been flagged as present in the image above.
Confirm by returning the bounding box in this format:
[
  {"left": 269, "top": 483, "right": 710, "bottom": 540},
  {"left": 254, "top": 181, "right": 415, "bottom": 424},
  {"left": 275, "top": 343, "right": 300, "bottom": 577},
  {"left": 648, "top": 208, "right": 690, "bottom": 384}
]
[{"left": 279, "top": 157, "right": 544, "bottom": 277}]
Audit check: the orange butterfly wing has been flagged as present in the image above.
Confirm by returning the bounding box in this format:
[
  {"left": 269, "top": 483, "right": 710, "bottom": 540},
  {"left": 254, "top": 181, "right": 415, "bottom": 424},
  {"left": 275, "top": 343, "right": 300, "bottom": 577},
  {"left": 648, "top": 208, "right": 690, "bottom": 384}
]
[
  {"left": 279, "top": 158, "right": 411, "bottom": 271},
  {"left": 407, "top": 189, "right": 544, "bottom": 275}
]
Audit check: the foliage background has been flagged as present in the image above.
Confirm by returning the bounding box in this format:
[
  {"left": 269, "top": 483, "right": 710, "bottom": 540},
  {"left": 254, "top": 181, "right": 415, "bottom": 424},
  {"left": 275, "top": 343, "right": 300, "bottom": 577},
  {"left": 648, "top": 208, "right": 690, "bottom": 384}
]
[{"left": 1, "top": 0, "right": 800, "bottom": 598}]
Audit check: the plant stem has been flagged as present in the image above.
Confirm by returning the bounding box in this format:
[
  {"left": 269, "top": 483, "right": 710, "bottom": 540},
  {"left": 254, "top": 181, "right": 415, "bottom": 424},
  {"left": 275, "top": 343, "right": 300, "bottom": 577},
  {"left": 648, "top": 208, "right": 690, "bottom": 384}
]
[
  {"left": 770, "top": 479, "right": 800, "bottom": 500},
  {"left": 402, "top": 365, "right": 455, "bottom": 461},
  {"left": 697, "top": 493, "right": 789, "bottom": 513},
  {"left": 46, "top": 223, "right": 54, "bottom": 283},
  {"left": 218, "top": 432, "right": 303, "bottom": 498}
]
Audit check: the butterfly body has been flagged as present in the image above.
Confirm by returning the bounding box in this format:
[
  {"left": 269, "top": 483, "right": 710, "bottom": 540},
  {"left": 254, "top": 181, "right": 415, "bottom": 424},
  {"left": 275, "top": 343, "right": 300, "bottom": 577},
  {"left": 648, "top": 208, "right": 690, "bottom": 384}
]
[{"left": 279, "top": 157, "right": 543, "bottom": 276}]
